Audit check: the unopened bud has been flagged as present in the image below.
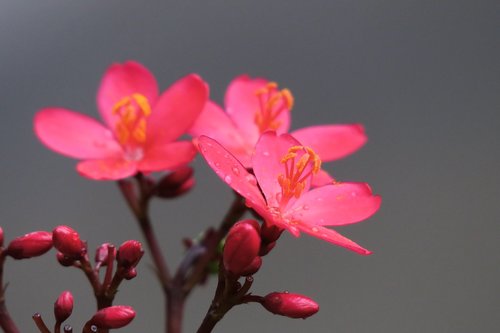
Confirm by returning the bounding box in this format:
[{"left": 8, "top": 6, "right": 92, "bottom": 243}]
[
  {"left": 54, "top": 291, "right": 73, "bottom": 323},
  {"left": 57, "top": 252, "right": 76, "bottom": 267},
  {"left": 239, "top": 256, "right": 262, "bottom": 276},
  {"left": 123, "top": 268, "right": 137, "bottom": 280},
  {"left": 0, "top": 227, "right": 4, "bottom": 247},
  {"left": 6, "top": 231, "right": 52, "bottom": 259},
  {"left": 223, "top": 220, "right": 261, "bottom": 276},
  {"left": 156, "top": 167, "right": 195, "bottom": 198},
  {"left": 89, "top": 305, "right": 135, "bottom": 329},
  {"left": 52, "top": 226, "right": 86, "bottom": 259},
  {"left": 95, "top": 243, "right": 116, "bottom": 266},
  {"left": 262, "top": 292, "right": 319, "bottom": 319},
  {"left": 117, "top": 240, "right": 143, "bottom": 268}
]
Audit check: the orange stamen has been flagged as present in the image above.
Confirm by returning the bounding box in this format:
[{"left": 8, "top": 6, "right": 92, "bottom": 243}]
[
  {"left": 112, "top": 93, "right": 151, "bottom": 147},
  {"left": 254, "top": 82, "right": 294, "bottom": 133}
]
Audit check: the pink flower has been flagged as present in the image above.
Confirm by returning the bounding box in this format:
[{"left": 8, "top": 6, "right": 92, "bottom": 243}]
[
  {"left": 35, "top": 61, "right": 208, "bottom": 180},
  {"left": 198, "top": 132, "right": 381, "bottom": 255},
  {"left": 190, "top": 75, "right": 366, "bottom": 185}
]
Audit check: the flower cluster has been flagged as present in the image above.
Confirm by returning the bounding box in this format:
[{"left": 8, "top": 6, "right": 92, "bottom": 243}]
[{"left": 2, "top": 60, "right": 383, "bottom": 332}]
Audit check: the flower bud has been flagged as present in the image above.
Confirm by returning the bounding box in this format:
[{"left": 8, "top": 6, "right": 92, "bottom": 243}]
[
  {"left": 223, "top": 220, "right": 261, "bottom": 276},
  {"left": 56, "top": 252, "right": 76, "bottom": 267},
  {"left": 52, "top": 226, "right": 86, "bottom": 259},
  {"left": 117, "top": 240, "right": 143, "bottom": 268},
  {"left": 6, "top": 231, "right": 52, "bottom": 259},
  {"left": 0, "top": 227, "right": 4, "bottom": 247},
  {"left": 239, "top": 256, "right": 262, "bottom": 276},
  {"left": 54, "top": 291, "right": 73, "bottom": 323},
  {"left": 95, "top": 243, "right": 116, "bottom": 266},
  {"left": 262, "top": 292, "right": 319, "bottom": 319},
  {"left": 89, "top": 305, "right": 135, "bottom": 329},
  {"left": 156, "top": 166, "right": 195, "bottom": 198}
]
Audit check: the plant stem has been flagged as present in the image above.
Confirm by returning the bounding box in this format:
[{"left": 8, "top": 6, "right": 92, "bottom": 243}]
[{"left": 0, "top": 254, "right": 20, "bottom": 333}]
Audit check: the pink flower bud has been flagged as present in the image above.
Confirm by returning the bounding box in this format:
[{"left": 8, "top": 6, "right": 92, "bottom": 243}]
[
  {"left": 239, "top": 256, "right": 262, "bottom": 276},
  {"left": 52, "top": 226, "right": 86, "bottom": 259},
  {"left": 0, "top": 227, "right": 4, "bottom": 247},
  {"left": 223, "top": 220, "right": 261, "bottom": 276},
  {"left": 156, "top": 166, "right": 195, "bottom": 198},
  {"left": 6, "top": 231, "right": 52, "bottom": 259},
  {"left": 117, "top": 240, "right": 143, "bottom": 268},
  {"left": 54, "top": 291, "right": 73, "bottom": 323},
  {"left": 262, "top": 292, "right": 319, "bottom": 319},
  {"left": 89, "top": 305, "right": 135, "bottom": 329},
  {"left": 95, "top": 243, "right": 116, "bottom": 266}
]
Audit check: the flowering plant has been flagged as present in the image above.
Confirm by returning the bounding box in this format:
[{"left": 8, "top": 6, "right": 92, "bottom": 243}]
[{"left": 0, "top": 61, "right": 380, "bottom": 333}]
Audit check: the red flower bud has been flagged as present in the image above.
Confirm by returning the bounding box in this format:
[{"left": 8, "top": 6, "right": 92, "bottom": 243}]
[
  {"left": 56, "top": 252, "right": 76, "bottom": 267},
  {"left": 262, "top": 292, "right": 319, "bottom": 319},
  {"left": 223, "top": 220, "right": 261, "bottom": 276},
  {"left": 52, "top": 226, "right": 86, "bottom": 259},
  {"left": 54, "top": 291, "right": 73, "bottom": 323},
  {"left": 156, "top": 166, "right": 195, "bottom": 198},
  {"left": 117, "top": 240, "right": 143, "bottom": 268},
  {"left": 95, "top": 243, "right": 116, "bottom": 266},
  {"left": 89, "top": 305, "right": 135, "bottom": 329},
  {"left": 6, "top": 231, "right": 52, "bottom": 259},
  {"left": 0, "top": 227, "right": 4, "bottom": 247},
  {"left": 239, "top": 256, "right": 262, "bottom": 276}
]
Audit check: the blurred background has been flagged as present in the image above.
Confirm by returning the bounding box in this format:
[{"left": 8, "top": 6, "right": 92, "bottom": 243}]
[{"left": 0, "top": 1, "right": 498, "bottom": 332}]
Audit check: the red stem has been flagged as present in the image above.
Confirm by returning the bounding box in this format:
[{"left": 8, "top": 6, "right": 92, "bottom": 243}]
[{"left": 0, "top": 253, "right": 20, "bottom": 333}]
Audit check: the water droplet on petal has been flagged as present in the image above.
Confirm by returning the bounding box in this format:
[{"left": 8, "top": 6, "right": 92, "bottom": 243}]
[
  {"left": 263, "top": 151, "right": 270, "bottom": 156},
  {"left": 311, "top": 227, "right": 319, "bottom": 232},
  {"left": 246, "top": 174, "right": 257, "bottom": 186},
  {"left": 232, "top": 166, "right": 240, "bottom": 175},
  {"left": 215, "top": 162, "right": 221, "bottom": 167},
  {"left": 224, "top": 175, "right": 232, "bottom": 184}
]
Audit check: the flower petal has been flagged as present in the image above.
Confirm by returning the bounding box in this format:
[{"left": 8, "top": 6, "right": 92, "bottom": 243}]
[
  {"left": 198, "top": 136, "right": 266, "bottom": 208},
  {"left": 189, "top": 101, "right": 252, "bottom": 166},
  {"left": 146, "top": 74, "right": 208, "bottom": 146},
  {"left": 97, "top": 61, "right": 159, "bottom": 129},
  {"left": 34, "top": 108, "right": 122, "bottom": 159},
  {"left": 291, "top": 182, "right": 381, "bottom": 226},
  {"left": 77, "top": 158, "right": 137, "bottom": 180},
  {"left": 252, "top": 132, "right": 302, "bottom": 207},
  {"left": 292, "top": 124, "right": 367, "bottom": 161},
  {"left": 139, "top": 141, "right": 197, "bottom": 172},
  {"left": 294, "top": 222, "right": 372, "bottom": 255},
  {"left": 311, "top": 169, "right": 335, "bottom": 187}
]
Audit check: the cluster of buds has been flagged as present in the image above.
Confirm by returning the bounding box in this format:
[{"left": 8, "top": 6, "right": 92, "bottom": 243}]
[
  {"left": 215, "top": 220, "right": 319, "bottom": 319},
  {"left": 33, "top": 291, "right": 135, "bottom": 332}
]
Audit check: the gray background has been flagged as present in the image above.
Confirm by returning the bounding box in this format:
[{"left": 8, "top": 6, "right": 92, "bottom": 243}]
[{"left": 0, "top": 1, "right": 499, "bottom": 332}]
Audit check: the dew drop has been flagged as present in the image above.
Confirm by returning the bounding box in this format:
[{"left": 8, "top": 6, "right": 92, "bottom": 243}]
[
  {"left": 246, "top": 174, "right": 257, "bottom": 186},
  {"left": 224, "top": 175, "right": 232, "bottom": 184},
  {"left": 215, "top": 162, "right": 221, "bottom": 167},
  {"left": 284, "top": 290, "right": 289, "bottom": 294},
  {"left": 262, "top": 151, "right": 270, "bottom": 156},
  {"left": 232, "top": 166, "right": 240, "bottom": 175},
  {"left": 311, "top": 227, "right": 319, "bottom": 232}
]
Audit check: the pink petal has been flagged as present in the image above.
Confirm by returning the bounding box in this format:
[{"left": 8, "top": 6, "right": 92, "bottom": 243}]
[
  {"left": 294, "top": 222, "right": 372, "bottom": 255},
  {"left": 290, "top": 182, "right": 381, "bottom": 226},
  {"left": 189, "top": 101, "right": 252, "bottom": 167},
  {"left": 146, "top": 74, "right": 208, "bottom": 147},
  {"left": 252, "top": 132, "right": 302, "bottom": 207},
  {"left": 77, "top": 158, "right": 137, "bottom": 180},
  {"left": 198, "top": 136, "right": 266, "bottom": 209},
  {"left": 97, "top": 61, "right": 159, "bottom": 129},
  {"left": 139, "top": 141, "right": 196, "bottom": 173},
  {"left": 311, "top": 169, "right": 335, "bottom": 187},
  {"left": 34, "top": 108, "right": 122, "bottom": 159},
  {"left": 292, "top": 124, "right": 367, "bottom": 161}
]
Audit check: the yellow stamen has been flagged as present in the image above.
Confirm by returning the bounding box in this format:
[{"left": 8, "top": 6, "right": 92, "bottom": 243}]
[
  {"left": 254, "top": 82, "right": 294, "bottom": 132},
  {"left": 277, "top": 146, "right": 321, "bottom": 205},
  {"left": 112, "top": 94, "right": 151, "bottom": 147}
]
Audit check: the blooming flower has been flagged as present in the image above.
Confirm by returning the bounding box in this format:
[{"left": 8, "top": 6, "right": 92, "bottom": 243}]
[
  {"left": 190, "top": 75, "right": 366, "bottom": 185},
  {"left": 35, "top": 61, "right": 208, "bottom": 180},
  {"left": 198, "top": 132, "right": 381, "bottom": 255}
]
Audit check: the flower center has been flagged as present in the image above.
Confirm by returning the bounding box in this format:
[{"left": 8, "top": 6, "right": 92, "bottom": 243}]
[
  {"left": 278, "top": 146, "right": 321, "bottom": 206},
  {"left": 254, "top": 82, "right": 294, "bottom": 133},
  {"left": 112, "top": 93, "right": 152, "bottom": 149}
]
